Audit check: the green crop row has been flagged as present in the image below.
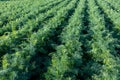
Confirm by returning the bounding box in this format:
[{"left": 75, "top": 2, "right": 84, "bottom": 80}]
[{"left": 0, "top": 0, "right": 120, "bottom": 80}]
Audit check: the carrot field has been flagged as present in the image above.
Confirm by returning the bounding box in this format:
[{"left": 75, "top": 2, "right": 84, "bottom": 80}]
[{"left": 0, "top": 0, "right": 120, "bottom": 80}]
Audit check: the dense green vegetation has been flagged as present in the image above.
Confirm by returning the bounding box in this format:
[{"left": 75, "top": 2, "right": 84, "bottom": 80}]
[{"left": 0, "top": 0, "right": 120, "bottom": 80}]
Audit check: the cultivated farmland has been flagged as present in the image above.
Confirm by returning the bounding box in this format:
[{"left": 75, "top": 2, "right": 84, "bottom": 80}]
[{"left": 0, "top": 0, "right": 120, "bottom": 80}]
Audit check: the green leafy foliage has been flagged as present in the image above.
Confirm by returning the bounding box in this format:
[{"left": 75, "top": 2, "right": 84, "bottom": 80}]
[{"left": 0, "top": 0, "right": 120, "bottom": 80}]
